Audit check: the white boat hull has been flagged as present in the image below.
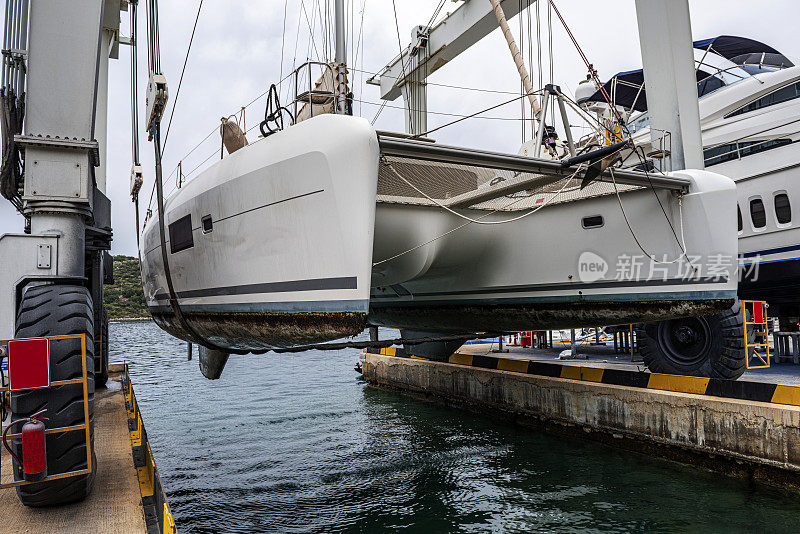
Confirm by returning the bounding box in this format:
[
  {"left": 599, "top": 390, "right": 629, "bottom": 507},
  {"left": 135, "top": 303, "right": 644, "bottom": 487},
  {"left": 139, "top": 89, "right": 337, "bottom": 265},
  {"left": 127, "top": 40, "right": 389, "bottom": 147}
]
[
  {"left": 141, "top": 115, "right": 379, "bottom": 350},
  {"left": 141, "top": 115, "right": 738, "bottom": 350}
]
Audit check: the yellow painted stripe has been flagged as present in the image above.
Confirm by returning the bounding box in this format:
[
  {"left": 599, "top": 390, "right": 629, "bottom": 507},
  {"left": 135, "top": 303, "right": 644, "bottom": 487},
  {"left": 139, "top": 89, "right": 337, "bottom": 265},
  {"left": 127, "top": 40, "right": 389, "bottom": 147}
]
[
  {"left": 163, "top": 504, "right": 176, "bottom": 534},
  {"left": 581, "top": 367, "right": 604, "bottom": 383},
  {"left": 560, "top": 366, "right": 581, "bottom": 380},
  {"left": 647, "top": 373, "right": 709, "bottom": 395},
  {"left": 137, "top": 466, "right": 154, "bottom": 498},
  {"left": 497, "top": 358, "right": 529, "bottom": 373},
  {"left": 409, "top": 355, "right": 429, "bottom": 361},
  {"left": 559, "top": 366, "right": 605, "bottom": 382},
  {"left": 449, "top": 353, "right": 473, "bottom": 366},
  {"left": 771, "top": 384, "right": 800, "bottom": 406}
]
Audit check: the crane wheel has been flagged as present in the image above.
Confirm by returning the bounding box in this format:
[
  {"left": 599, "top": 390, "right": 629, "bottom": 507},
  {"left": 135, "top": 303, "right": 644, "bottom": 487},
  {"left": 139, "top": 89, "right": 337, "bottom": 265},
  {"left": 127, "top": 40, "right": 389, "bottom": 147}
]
[
  {"left": 10, "top": 284, "right": 96, "bottom": 507},
  {"left": 637, "top": 299, "right": 746, "bottom": 380}
]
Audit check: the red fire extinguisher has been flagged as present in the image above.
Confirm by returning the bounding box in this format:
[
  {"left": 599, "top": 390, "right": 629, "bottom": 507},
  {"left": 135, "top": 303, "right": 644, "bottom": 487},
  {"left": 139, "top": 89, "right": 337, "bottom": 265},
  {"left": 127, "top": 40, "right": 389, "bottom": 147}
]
[{"left": 3, "top": 408, "right": 48, "bottom": 482}]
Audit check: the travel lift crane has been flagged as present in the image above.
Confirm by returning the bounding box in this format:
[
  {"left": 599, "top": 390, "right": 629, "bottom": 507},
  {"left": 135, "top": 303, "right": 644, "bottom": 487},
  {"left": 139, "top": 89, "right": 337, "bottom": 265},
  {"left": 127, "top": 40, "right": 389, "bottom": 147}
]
[{"left": 0, "top": 0, "right": 124, "bottom": 506}]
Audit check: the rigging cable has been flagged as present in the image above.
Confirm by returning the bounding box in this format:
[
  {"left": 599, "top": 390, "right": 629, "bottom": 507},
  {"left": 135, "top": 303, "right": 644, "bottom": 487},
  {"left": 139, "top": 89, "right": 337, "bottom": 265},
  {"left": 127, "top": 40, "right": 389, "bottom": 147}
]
[
  {"left": 410, "top": 90, "right": 543, "bottom": 139},
  {"left": 390, "top": 0, "right": 412, "bottom": 132},
  {"left": 161, "top": 0, "right": 203, "bottom": 156},
  {"left": 130, "top": 0, "right": 141, "bottom": 249},
  {"left": 609, "top": 166, "right": 689, "bottom": 265}
]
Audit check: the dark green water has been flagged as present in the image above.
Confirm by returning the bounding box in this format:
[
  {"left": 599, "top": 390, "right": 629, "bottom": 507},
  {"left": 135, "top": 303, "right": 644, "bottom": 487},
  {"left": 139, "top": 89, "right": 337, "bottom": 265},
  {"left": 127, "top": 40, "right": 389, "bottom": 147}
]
[{"left": 111, "top": 321, "right": 800, "bottom": 533}]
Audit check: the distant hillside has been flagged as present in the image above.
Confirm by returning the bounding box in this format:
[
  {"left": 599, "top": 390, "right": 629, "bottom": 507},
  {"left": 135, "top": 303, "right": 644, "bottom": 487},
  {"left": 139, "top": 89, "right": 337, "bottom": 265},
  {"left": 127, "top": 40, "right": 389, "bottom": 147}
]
[{"left": 104, "top": 255, "right": 149, "bottom": 320}]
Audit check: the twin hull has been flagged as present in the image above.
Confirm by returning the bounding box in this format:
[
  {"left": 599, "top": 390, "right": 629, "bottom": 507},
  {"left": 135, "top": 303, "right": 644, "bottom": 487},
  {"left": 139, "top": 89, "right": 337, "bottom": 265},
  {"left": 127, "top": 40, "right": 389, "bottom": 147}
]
[{"left": 141, "top": 115, "right": 738, "bottom": 351}]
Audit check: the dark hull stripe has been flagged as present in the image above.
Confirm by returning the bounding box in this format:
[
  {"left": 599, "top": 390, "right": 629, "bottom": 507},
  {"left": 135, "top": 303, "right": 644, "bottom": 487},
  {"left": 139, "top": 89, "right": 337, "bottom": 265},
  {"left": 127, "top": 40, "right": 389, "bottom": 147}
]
[
  {"left": 153, "top": 276, "right": 358, "bottom": 301},
  {"left": 740, "top": 243, "right": 800, "bottom": 259},
  {"left": 370, "top": 276, "right": 729, "bottom": 300},
  {"left": 367, "top": 348, "right": 800, "bottom": 407}
]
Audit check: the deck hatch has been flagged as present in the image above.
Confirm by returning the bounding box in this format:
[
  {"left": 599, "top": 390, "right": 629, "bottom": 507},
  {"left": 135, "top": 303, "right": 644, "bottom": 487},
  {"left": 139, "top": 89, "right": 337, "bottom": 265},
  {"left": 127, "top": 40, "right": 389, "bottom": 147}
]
[{"left": 169, "top": 214, "right": 194, "bottom": 253}]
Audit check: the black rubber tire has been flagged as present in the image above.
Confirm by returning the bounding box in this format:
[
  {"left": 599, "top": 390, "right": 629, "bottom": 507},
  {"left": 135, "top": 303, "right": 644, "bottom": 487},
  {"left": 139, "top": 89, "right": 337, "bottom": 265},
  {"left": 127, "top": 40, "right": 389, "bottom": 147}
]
[
  {"left": 637, "top": 300, "right": 746, "bottom": 380},
  {"left": 10, "top": 284, "right": 96, "bottom": 507},
  {"left": 95, "top": 307, "right": 109, "bottom": 388}
]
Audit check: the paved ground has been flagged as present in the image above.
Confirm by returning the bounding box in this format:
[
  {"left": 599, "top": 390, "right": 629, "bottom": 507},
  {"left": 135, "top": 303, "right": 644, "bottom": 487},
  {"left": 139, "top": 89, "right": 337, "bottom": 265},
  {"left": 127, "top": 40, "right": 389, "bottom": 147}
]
[
  {"left": 459, "top": 340, "right": 800, "bottom": 386},
  {"left": 0, "top": 370, "right": 146, "bottom": 533}
]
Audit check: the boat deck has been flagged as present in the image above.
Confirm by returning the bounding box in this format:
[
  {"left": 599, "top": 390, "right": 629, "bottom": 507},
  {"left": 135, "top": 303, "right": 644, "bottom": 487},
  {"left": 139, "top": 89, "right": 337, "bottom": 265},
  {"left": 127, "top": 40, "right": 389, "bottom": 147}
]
[{"left": 1, "top": 366, "right": 148, "bottom": 534}]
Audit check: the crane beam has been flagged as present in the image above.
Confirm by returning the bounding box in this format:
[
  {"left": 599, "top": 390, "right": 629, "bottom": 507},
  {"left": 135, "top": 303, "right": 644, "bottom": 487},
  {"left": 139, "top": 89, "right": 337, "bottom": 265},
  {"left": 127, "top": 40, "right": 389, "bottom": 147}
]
[{"left": 368, "top": 0, "right": 525, "bottom": 102}]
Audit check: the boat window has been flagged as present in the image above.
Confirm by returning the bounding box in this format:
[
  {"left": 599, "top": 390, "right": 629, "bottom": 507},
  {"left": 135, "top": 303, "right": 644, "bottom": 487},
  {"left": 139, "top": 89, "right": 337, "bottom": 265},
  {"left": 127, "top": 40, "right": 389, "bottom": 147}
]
[
  {"left": 697, "top": 75, "right": 725, "bottom": 98},
  {"left": 775, "top": 193, "right": 791, "bottom": 224},
  {"left": 750, "top": 198, "right": 766, "bottom": 229},
  {"left": 582, "top": 215, "right": 604, "bottom": 229},
  {"left": 168, "top": 214, "right": 194, "bottom": 253},
  {"left": 737, "top": 205, "right": 743, "bottom": 232},
  {"left": 727, "top": 81, "right": 800, "bottom": 117},
  {"left": 704, "top": 138, "right": 792, "bottom": 166},
  {"left": 202, "top": 215, "right": 213, "bottom": 233}
]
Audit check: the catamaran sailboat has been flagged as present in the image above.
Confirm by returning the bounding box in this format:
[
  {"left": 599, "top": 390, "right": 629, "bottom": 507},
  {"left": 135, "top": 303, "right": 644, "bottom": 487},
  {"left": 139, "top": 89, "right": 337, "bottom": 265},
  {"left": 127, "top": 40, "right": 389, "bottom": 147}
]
[{"left": 139, "top": 0, "right": 741, "bottom": 378}]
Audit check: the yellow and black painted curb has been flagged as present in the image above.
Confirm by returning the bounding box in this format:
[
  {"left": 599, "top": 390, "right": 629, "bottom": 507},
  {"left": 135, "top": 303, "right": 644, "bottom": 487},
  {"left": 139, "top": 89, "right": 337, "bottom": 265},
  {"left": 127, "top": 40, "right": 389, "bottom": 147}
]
[
  {"left": 367, "top": 347, "right": 800, "bottom": 408},
  {"left": 122, "top": 364, "right": 177, "bottom": 534}
]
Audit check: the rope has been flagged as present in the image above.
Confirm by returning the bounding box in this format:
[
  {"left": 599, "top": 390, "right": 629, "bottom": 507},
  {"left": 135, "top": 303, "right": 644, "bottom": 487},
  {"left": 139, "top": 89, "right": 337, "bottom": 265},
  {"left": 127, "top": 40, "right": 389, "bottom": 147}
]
[
  {"left": 609, "top": 167, "right": 690, "bottom": 265},
  {"left": 488, "top": 0, "right": 542, "bottom": 119},
  {"left": 373, "top": 161, "right": 584, "bottom": 267},
  {"left": 382, "top": 157, "right": 584, "bottom": 225},
  {"left": 161, "top": 0, "right": 203, "bottom": 156}
]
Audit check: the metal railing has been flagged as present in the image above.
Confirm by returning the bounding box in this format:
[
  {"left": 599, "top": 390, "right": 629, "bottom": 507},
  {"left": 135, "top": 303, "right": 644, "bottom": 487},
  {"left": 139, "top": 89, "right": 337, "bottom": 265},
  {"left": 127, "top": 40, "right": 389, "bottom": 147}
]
[
  {"left": 743, "top": 300, "right": 770, "bottom": 369},
  {"left": 0, "top": 334, "right": 93, "bottom": 489},
  {"left": 292, "top": 61, "right": 336, "bottom": 122}
]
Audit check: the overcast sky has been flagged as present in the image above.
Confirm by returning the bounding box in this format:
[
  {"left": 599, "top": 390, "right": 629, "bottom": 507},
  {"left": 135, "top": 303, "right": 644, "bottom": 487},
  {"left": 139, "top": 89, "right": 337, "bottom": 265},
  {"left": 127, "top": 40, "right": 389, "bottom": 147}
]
[{"left": 0, "top": 0, "right": 796, "bottom": 256}]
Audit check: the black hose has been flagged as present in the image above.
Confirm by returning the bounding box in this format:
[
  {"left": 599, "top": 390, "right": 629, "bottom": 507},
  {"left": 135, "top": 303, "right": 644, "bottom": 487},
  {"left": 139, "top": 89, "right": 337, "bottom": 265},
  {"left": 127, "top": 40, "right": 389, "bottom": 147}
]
[{"left": 151, "top": 123, "right": 246, "bottom": 355}]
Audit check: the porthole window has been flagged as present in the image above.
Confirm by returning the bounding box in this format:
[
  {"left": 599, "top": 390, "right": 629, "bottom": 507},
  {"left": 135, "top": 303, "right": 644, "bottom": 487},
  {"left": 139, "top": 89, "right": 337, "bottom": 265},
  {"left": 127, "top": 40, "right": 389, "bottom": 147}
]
[
  {"left": 737, "top": 205, "right": 743, "bottom": 232},
  {"left": 750, "top": 198, "right": 766, "bottom": 229},
  {"left": 202, "top": 215, "right": 213, "bottom": 233},
  {"left": 582, "top": 215, "right": 604, "bottom": 229},
  {"left": 775, "top": 193, "right": 791, "bottom": 224}
]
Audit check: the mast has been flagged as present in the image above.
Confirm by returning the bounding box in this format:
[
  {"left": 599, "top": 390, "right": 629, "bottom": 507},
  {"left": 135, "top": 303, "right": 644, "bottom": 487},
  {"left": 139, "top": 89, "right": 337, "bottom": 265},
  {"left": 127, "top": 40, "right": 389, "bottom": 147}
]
[{"left": 334, "top": 0, "right": 349, "bottom": 114}]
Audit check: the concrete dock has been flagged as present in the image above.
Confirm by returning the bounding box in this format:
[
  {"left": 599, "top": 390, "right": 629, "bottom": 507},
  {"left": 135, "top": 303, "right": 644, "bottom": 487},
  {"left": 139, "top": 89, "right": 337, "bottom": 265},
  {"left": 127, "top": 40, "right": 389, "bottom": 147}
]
[
  {"left": 1, "top": 364, "right": 173, "bottom": 534},
  {"left": 362, "top": 343, "right": 800, "bottom": 490}
]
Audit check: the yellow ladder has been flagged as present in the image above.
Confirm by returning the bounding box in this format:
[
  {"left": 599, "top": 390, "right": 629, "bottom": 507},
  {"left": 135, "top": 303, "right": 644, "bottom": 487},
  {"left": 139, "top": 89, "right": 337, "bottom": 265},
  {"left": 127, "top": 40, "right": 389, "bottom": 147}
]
[{"left": 743, "top": 300, "right": 770, "bottom": 369}]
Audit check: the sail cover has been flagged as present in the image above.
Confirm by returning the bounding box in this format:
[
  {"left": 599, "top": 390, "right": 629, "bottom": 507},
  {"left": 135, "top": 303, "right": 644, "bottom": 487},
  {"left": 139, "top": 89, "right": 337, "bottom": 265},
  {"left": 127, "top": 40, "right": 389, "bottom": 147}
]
[{"left": 582, "top": 35, "right": 792, "bottom": 112}]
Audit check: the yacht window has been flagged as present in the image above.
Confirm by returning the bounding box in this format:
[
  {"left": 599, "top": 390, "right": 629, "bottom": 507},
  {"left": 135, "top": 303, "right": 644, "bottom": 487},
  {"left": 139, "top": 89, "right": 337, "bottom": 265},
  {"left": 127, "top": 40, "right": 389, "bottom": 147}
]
[
  {"left": 704, "top": 138, "right": 792, "bottom": 167},
  {"left": 775, "top": 193, "right": 791, "bottom": 224},
  {"left": 582, "top": 215, "right": 604, "bottom": 229},
  {"left": 169, "top": 214, "right": 194, "bottom": 253},
  {"left": 750, "top": 198, "right": 766, "bottom": 229},
  {"left": 727, "top": 82, "right": 800, "bottom": 117},
  {"left": 697, "top": 75, "right": 725, "bottom": 98},
  {"left": 737, "top": 205, "right": 743, "bottom": 232}
]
